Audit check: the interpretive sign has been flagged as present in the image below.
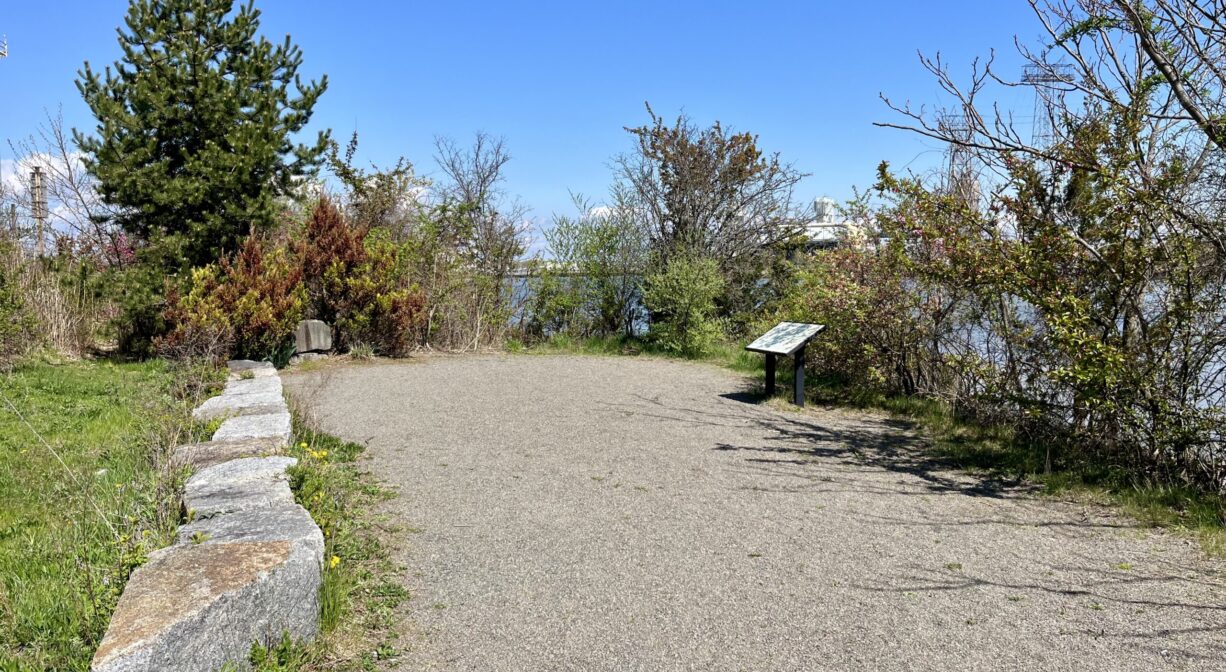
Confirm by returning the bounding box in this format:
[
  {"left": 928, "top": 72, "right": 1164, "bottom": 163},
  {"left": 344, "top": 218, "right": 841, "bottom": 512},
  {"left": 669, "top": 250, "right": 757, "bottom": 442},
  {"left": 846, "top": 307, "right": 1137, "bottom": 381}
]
[
  {"left": 746, "top": 322, "right": 825, "bottom": 356},
  {"left": 745, "top": 322, "right": 825, "bottom": 406}
]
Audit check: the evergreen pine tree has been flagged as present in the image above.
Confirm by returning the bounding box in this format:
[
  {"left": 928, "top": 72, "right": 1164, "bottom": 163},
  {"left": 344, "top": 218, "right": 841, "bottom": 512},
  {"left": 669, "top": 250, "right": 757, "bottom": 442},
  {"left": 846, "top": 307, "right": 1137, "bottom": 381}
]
[{"left": 75, "top": 0, "right": 329, "bottom": 269}]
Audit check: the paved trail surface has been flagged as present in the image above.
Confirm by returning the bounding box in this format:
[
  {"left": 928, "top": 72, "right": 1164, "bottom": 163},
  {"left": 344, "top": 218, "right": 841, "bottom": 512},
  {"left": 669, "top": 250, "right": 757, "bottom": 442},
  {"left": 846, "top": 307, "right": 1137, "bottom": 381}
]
[{"left": 287, "top": 355, "right": 1226, "bottom": 671}]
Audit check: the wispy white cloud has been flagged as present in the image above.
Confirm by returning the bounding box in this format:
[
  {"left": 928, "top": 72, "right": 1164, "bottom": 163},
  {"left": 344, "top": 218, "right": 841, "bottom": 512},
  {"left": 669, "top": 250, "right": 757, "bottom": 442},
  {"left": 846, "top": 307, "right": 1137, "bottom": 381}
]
[
  {"left": 0, "top": 158, "right": 22, "bottom": 196},
  {"left": 1, "top": 150, "right": 111, "bottom": 242},
  {"left": 1, "top": 151, "right": 91, "bottom": 197}
]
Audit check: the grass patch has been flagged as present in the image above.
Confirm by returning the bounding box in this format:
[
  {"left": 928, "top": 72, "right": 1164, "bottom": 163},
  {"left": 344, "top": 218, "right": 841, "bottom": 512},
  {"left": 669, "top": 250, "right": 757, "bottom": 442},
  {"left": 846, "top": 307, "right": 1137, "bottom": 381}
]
[
  {"left": 249, "top": 413, "right": 406, "bottom": 671},
  {"left": 346, "top": 343, "right": 375, "bottom": 361},
  {"left": 0, "top": 359, "right": 201, "bottom": 671}
]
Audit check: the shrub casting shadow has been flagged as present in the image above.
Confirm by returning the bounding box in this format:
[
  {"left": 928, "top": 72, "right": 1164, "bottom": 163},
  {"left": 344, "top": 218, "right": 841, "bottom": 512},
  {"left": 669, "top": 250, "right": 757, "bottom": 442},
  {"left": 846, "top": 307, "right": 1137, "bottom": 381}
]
[{"left": 704, "top": 389, "right": 1027, "bottom": 499}]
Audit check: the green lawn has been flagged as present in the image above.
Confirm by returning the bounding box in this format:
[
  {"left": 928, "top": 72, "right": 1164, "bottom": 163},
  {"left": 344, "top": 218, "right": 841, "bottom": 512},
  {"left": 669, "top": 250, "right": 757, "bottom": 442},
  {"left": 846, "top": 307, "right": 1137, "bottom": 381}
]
[{"left": 0, "top": 360, "right": 189, "bottom": 671}]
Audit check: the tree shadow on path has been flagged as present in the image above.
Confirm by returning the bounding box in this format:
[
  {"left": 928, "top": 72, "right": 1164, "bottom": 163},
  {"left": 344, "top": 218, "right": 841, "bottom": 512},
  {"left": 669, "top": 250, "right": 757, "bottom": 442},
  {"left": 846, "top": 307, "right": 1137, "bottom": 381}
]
[
  {"left": 598, "top": 381, "right": 1226, "bottom": 661},
  {"left": 716, "top": 389, "right": 1028, "bottom": 499}
]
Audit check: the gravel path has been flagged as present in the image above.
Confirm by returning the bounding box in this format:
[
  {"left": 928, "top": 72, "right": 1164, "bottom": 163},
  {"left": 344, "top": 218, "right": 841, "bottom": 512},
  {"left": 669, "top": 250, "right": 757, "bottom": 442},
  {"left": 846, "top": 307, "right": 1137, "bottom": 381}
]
[{"left": 286, "top": 354, "right": 1226, "bottom": 671}]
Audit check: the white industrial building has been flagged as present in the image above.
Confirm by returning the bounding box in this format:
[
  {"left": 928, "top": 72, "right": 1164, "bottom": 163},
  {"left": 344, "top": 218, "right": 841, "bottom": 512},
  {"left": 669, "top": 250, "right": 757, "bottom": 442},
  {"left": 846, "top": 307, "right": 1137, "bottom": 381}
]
[{"left": 802, "top": 197, "right": 864, "bottom": 249}]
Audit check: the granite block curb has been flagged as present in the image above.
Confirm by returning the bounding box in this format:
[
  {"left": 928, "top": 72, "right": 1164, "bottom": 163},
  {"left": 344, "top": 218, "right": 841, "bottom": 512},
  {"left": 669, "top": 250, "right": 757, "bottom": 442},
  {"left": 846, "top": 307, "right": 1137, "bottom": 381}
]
[{"left": 91, "top": 361, "right": 322, "bottom": 672}]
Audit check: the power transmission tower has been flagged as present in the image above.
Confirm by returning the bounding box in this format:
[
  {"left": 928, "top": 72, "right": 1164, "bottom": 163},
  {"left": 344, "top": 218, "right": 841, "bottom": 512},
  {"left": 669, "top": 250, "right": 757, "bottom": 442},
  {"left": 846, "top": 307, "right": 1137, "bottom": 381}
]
[
  {"left": 1022, "top": 64, "right": 1073, "bottom": 146},
  {"left": 0, "top": 36, "right": 8, "bottom": 59},
  {"left": 31, "top": 166, "right": 47, "bottom": 256},
  {"left": 940, "top": 112, "right": 977, "bottom": 208}
]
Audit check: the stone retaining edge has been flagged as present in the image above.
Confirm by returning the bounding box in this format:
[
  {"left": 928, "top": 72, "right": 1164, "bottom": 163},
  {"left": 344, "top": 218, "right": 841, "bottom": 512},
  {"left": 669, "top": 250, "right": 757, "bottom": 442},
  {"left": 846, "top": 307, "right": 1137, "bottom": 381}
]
[{"left": 91, "top": 360, "right": 323, "bottom": 672}]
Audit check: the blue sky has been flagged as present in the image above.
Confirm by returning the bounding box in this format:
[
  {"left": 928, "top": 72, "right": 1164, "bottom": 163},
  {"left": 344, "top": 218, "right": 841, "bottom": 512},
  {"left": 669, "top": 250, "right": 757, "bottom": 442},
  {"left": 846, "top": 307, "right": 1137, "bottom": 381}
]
[{"left": 0, "top": 1, "right": 1043, "bottom": 234}]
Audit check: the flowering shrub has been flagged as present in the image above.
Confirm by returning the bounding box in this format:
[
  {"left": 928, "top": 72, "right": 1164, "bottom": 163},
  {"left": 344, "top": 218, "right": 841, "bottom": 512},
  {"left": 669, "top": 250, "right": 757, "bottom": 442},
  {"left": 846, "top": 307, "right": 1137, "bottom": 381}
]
[{"left": 770, "top": 242, "right": 936, "bottom": 397}]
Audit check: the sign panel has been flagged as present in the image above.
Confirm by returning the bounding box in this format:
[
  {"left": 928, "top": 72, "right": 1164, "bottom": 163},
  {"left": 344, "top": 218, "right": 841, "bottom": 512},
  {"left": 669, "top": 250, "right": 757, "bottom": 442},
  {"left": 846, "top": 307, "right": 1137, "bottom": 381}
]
[{"left": 745, "top": 322, "right": 825, "bottom": 356}]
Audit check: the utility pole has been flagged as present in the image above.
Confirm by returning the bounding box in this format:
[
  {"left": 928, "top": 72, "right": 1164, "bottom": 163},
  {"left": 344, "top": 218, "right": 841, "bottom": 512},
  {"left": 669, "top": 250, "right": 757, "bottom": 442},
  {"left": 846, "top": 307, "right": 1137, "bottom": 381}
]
[{"left": 31, "top": 166, "right": 47, "bottom": 256}]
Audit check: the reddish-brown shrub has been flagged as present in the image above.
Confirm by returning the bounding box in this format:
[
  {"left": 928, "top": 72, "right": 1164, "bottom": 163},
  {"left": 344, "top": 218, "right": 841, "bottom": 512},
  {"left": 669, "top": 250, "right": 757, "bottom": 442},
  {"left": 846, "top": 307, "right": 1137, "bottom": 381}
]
[
  {"left": 160, "top": 235, "right": 306, "bottom": 364},
  {"left": 298, "top": 197, "right": 366, "bottom": 325},
  {"left": 295, "top": 198, "right": 425, "bottom": 356}
]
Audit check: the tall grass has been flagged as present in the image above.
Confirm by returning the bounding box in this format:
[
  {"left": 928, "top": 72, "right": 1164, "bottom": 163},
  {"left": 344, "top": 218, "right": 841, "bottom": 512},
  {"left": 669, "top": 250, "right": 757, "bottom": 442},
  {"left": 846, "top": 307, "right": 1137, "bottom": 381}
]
[{"left": 2, "top": 248, "right": 115, "bottom": 360}]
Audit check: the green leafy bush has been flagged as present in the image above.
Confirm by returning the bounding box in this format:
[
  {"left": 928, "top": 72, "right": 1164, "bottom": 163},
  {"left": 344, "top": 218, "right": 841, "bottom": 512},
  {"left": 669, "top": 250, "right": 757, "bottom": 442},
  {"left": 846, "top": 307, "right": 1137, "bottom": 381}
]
[
  {"left": 333, "top": 232, "right": 425, "bottom": 356},
  {"left": 642, "top": 254, "right": 724, "bottom": 357},
  {"left": 522, "top": 261, "right": 584, "bottom": 339},
  {"left": 534, "top": 197, "right": 648, "bottom": 338},
  {"left": 768, "top": 239, "right": 943, "bottom": 398},
  {"left": 399, "top": 201, "right": 517, "bottom": 350},
  {"left": 106, "top": 260, "right": 173, "bottom": 358}
]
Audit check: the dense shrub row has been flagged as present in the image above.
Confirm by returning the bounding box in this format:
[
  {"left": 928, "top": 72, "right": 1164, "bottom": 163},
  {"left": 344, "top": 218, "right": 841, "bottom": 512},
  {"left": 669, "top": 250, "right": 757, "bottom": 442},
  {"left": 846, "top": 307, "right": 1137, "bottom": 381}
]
[
  {"left": 765, "top": 156, "right": 1226, "bottom": 491},
  {"left": 159, "top": 198, "right": 426, "bottom": 363}
]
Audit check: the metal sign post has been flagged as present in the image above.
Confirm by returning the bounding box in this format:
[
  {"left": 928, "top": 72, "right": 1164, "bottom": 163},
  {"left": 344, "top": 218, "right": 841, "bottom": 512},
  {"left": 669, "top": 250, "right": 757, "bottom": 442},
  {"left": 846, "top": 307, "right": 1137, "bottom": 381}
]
[
  {"left": 746, "top": 322, "right": 824, "bottom": 407},
  {"left": 793, "top": 344, "right": 806, "bottom": 407},
  {"left": 764, "top": 352, "right": 776, "bottom": 396}
]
